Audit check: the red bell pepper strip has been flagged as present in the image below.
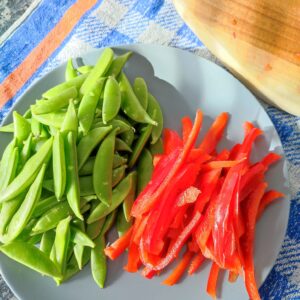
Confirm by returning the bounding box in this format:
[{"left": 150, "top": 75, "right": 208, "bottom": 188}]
[
  {"left": 188, "top": 237, "right": 200, "bottom": 253},
  {"left": 207, "top": 262, "right": 220, "bottom": 300},
  {"left": 140, "top": 212, "right": 202, "bottom": 271},
  {"left": 131, "top": 110, "right": 203, "bottom": 217},
  {"left": 163, "top": 128, "right": 183, "bottom": 155},
  {"left": 241, "top": 182, "right": 267, "bottom": 300},
  {"left": 229, "top": 143, "right": 241, "bottom": 160},
  {"left": 228, "top": 271, "right": 239, "bottom": 283},
  {"left": 256, "top": 190, "right": 284, "bottom": 220},
  {"left": 201, "top": 158, "right": 245, "bottom": 171},
  {"left": 104, "top": 227, "right": 133, "bottom": 260},
  {"left": 198, "top": 112, "right": 229, "bottom": 154},
  {"left": 124, "top": 242, "right": 141, "bottom": 273},
  {"left": 153, "top": 154, "right": 163, "bottom": 167},
  {"left": 260, "top": 152, "right": 282, "bottom": 168},
  {"left": 182, "top": 116, "right": 193, "bottom": 143},
  {"left": 142, "top": 267, "right": 157, "bottom": 279},
  {"left": 177, "top": 186, "right": 201, "bottom": 207},
  {"left": 162, "top": 250, "right": 194, "bottom": 286},
  {"left": 188, "top": 251, "right": 205, "bottom": 275}
]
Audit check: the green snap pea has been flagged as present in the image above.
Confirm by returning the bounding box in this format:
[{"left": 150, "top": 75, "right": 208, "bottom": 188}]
[
  {"left": 0, "top": 241, "right": 61, "bottom": 278},
  {"left": 112, "top": 165, "right": 127, "bottom": 187},
  {"left": 80, "top": 48, "right": 114, "bottom": 95},
  {"left": 120, "top": 128, "right": 135, "bottom": 147},
  {"left": 115, "top": 137, "right": 132, "bottom": 152},
  {"left": 92, "top": 118, "right": 132, "bottom": 134},
  {"left": 32, "top": 87, "right": 78, "bottom": 115},
  {"left": 19, "top": 134, "right": 33, "bottom": 171},
  {"left": 14, "top": 219, "right": 37, "bottom": 242},
  {"left": 102, "top": 76, "right": 121, "bottom": 124},
  {"left": 32, "top": 136, "right": 48, "bottom": 153},
  {"left": 71, "top": 226, "right": 95, "bottom": 248},
  {"left": 71, "top": 219, "right": 85, "bottom": 269},
  {"left": 53, "top": 216, "right": 71, "bottom": 276},
  {"left": 32, "top": 111, "right": 66, "bottom": 128},
  {"left": 117, "top": 207, "right": 132, "bottom": 237},
  {"left": 77, "top": 65, "right": 94, "bottom": 74},
  {"left": 65, "top": 131, "right": 82, "bottom": 220},
  {"left": 0, "top": 122, "right": 14, "bottom": 133},
  {"left": 32, "top": 195, "right": 58, "bottom": 218},
  {"left": 78, "top": 156, "right": 95, "bottom": 176},
  {"left": 42, "top": 179, "right": 55, "bottom": 193},
  {"left": 122, "top": 171, "right": 137, "bottom": 222},
  {"left": 3, "top": 164, "right": 46, "bottom": 243},
  {"left": 65, "top": 59, "right": 77, "bottom": 81},
  {"left": 61, "top": 100, "right": 78, "bottom": 135},
  {"left": 13, "top": 111, "right": 31, "bottom": 143},
  {"left": 88, "top": 173, "right": 133, "bottom": 224},
  {"left": 133, "top": 77, "right": 148, "bottom": 110},
  {"left": 23, "top": 109, "right": 32, "bottom": 119},
  {"left": 106, "top": 51, "right": 132, "bottom": 77},
  {"left": 1, "top": 147, "right": 19, "bottom": 193},
  {"left": 119, "top": 72, "right": 157, "bottom": 126},
  {"left": 100, "top": 210, "right": 117, "bottom": 236},
  {"left": 80, "top": 203, "right": 91, "bottom": 214},
  {"left": 137, "top": 148, "right": 153, "bottom": 195},
  {"left": 40, "top": 230, "right": 56, "bottom": 256},
  {"left": 42, "top": 73, "right": 88, "bottom": 99},
  {"left": 147, "top": 93, "right": 163, "bottom": 144},
  {"left": 0, "top": 137, "right": 53, "bottom": 203},
  {"left": 32, "top": 201, "right": 71, "bottom": 234},
  {"left": 128, "top": 124, "right": 152, "bottom": 169},
  {"left": 86, "top": 218, "right": 105, "bottom": 240},
  {"left": 91, "top": 235, "right": 107, "bottom": 288},
  {"left": 53, "top": 132, "right": 66, "bottom": 200},
  {"left": 93, "top": 129, "right": 118, "bottom": 206},
  {"left": 78, "top": 77, "right": 106, "bottom": 135},
  {"left": 27, "top": 233, "right": 42, "bottom": 245},
  {"left": 77, "top": 126, "right": 112, "bottom": 170},
  {"left": 149, "top": 137, "right": 163, "bottom": 155}
]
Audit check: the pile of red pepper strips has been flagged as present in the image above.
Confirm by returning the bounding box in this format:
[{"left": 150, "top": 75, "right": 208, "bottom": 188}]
[{"left": 105, "top": 110, "right": 284, "bottom": 300}]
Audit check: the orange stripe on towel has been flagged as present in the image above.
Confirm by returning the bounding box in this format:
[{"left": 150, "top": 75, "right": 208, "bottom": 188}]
[{"left": 0, "top": 0, "right": 98, "bottom": 108}]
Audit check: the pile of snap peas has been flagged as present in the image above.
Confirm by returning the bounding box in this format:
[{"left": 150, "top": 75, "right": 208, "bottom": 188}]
[{"left": 0, "top": 48, "right": 164, "bottom": 287}]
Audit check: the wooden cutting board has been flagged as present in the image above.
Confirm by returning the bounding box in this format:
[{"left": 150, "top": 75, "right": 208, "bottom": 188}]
[{"left": 173, "top": 0, "right": 300, "bottom": 116}]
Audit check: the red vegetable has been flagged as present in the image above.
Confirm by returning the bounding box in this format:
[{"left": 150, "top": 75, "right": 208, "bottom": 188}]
[{"left": 207, "top": 262, "right": 220, "bottom": 299}]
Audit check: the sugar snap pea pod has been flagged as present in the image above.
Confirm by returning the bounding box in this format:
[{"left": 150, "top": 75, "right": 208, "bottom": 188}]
[
  {"left": 0, "top": 138, "right": 52, "bottom": 203},
  {"left": 133, "top": 77, "right": 148, "bottom": 110},
  {"left": 65, "top": 131, "right": 82, "bottom": 220},
  {"left": 27, "top": 233, "right": 42, "bottom": 245},
  {"left": 42, "top": 179, "right": 54, "bottom": 192},
  {"left": 86, "top": 218, "right": 105, "bottom": 240},
  {"left": 119, "top": 72, "right": 157, "bottom": 125},
  {"left": 40, "top": 230, "right": 55, "bottom": 256},
  {"left": 80, "top": 203, "right": 91, "bottom": 214},
  {"left": 128, "top": 124, "right": 152, "bottom": 169},
  {"left": 137, "top": 148, "right": 153, "bottom": 195},
  {"left": 91, "top": 234, "right": 107, "bottom": 288},
  {"left": 77, "top": 126, "right": 112, "bottom": 170},
  {"left": 23, "top": 109, "right": 32, "bottom": 119},
  {"left": 32, "top": 195, "right": 58, "bottom": 218},
  {"left": 19, "top": 134, "right": 33, "bottom": 170},
  {"left": 71, "top": 226, "right": 95, "bottom": 248},
  {"left": 0, "top": 194, "right": 24, "bottom": 237},
  {"left": 0, "top": 139, "right": 17, "bottom": 192},
  {"left": 120, "top": 128, "right": 135, "bottom": 147},
  {"left": 3, "top": 164, "right": 46, "bottom": 243},
  {"left": 0, "top": 241, "right": 61, "bottom": 278},
  {"left": 92, "top": 119, "right": 132, "bottom": 134},
  {"left": 77, "top": 65, "right": 94, "bottom": 74},
  {"left": 79, "top": 176, "right": 94, "bottom": 196},
  {"left": 100, "top": 210, "right": 117, "bottom": 236},
  {"left": 1, "top": 147, "right": 19, "bottom": 192},
  {"left": 80, "top": 48, "right": 114, "bottom": 95},
  {"left": 32, "top": 87, "right": 78, "bottom": 115},
  {"left": 32, "top": 111, "right": 66, "bottom": 128},
  {"left": 78, "top": 156, "right": 95, "bottom": 176},
  {"left": 32, "top": 136, "right": 48, "bottom": 153},
  {"left": 112, "top": 165, "right": 127, "bottom": 188},
  {"left": 115, "top": 138, "right": 132, "bottom": 152},
  {"left": 78, "top": 77, "right": 106, "bottom": 135},
  {"left": 43, "top": 73, "right": 88, "bottom": 99},
  {"left": 93, "top": 128, "right": 118, "bottom": 206},
  {"left": 13, "top": 111, "right": 31, "bottom": 143},
  {"left": 147, "top": 93, "right": 163, "bottom": 144},
  {"left": 32, "top": 201, "right": 71, "bottom": 234},
  {"left": 53, "top": 132, "right": 66, "bottom": 200},
  {"left": 150, "top": 137, "right": 163, "bottom": 155},
  {"left": 71, "top": 219, "right": 85, "bottom": 269},
  {"left": 0, "top": 122, "right": 14, "bottom": 133},
  {"left": 106, "top": 51, "right": 132, "bottom": 77},
  {"left": 31, "top": 118, "right": 42, "bottom": 137},
  {"left": 61, "top": 100, "right": 78, "bottom": 135},
  {"left": 53, "top": 216, "right": 71, "bottom": 276},
  {"left": 117, "top": 207, "right": 132, "bottom": 237},
  {"left": 14, "top": 219, "right": 37, "bottom": 242},
  {"left": 65, "top": 59, "right": 77, "bottom": 81},
  {"left": 88, "top": 173, "right": 132, "bottom": 224},
  {"left": 102, "top": 76, "right": 121, "bottom": 124},
  {"left": 123, "top": 171, "right": 137, "bottom": 222}
]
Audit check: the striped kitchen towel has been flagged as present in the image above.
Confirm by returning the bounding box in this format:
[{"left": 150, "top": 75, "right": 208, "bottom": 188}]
[{"left": 0, "top": 1, "right": 299, "bottom": 299}]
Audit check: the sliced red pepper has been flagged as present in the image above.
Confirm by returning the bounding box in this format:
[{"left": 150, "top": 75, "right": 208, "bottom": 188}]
[
  {"left": 207, "top": 262, "right": 220, "bottom": 300},
  {"left": 182, "top": 116, "right": 193, "bottom": 143},
  {"left": 177, "top": 186, "right": 201, "bottom": 207},
  {"left": 260, "top": 152, "right": 282, "bottom": 168},
  {"left": 153, "top": 154, "right": 163, "bottom": 167},
  {"left": 104, "top": 227, "right": 133, "bottom": 260},
  {"left": 124, "top": 242, "right": 141, "bottom": 273},
  {"left": 201, "top": 158, "right": 245, "bottom": 171},
  {"left": 163, "top": 128, "right": 183, "bottom": 155},
  {"left": 256, "top": 190, "right": 284, "bottom": 220},
  {"left": 188, "top": 252, "right": 205, "bottom": 275},
  {"left": 131, "top": 110, "right": 203, "bottom": 217},
  {"left": 142, "top": 267, "right": 157, "bottom": 279},
  {"left": 198, "top": 112, "right": 229, "bottom": 154},
  {"left": 162, "top": 250, "right": 194, "bottom": 286},
  {"left": 228, "top": 271, "right": 239, "bottom": 283},
  {"left": 187, "top": 237, "right": 200, "bottom": 253},
  {"left": 229, "top": 143, "right": 241, "bottom": 160}
]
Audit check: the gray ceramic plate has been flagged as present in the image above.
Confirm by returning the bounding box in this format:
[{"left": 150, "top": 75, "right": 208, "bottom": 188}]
[{"left": 0, "top": 45, "right": 289, "bottom": 300}]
